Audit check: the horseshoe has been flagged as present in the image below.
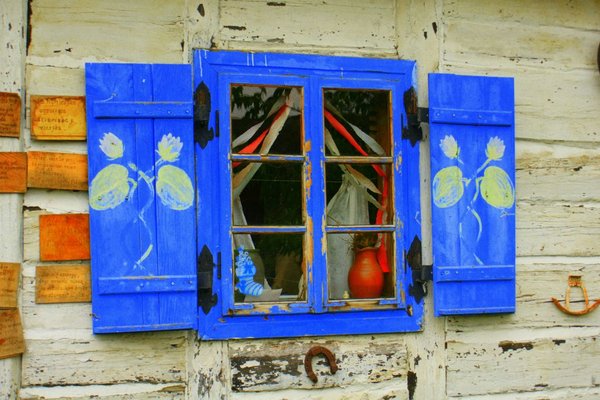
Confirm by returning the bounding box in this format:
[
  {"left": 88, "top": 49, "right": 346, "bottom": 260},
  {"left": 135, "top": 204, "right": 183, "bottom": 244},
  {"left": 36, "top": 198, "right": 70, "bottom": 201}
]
[
  {"left": 304, "top": 345, "right": 339, "bottom": 383},
  {"left": 551, "top": 275, "right": 600, "bottom": 316}
]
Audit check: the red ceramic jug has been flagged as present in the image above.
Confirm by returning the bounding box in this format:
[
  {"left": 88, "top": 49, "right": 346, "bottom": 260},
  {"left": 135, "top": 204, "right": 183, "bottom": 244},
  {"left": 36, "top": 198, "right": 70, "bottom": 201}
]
[{"left": 348, "top": 248, "right": 384, "bottom": 298}]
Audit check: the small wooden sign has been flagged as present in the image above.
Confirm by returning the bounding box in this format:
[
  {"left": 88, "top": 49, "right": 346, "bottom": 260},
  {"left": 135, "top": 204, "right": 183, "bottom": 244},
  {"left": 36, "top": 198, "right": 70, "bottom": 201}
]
[
  {"left": 39, "top": 214, "right": 90, "bottom": 261},
  {"left": 0, "top": 152, "right": 27, "bottom": 193},
  {"left": 27, "top": 151, "right": 88, "bottom": 191},
  {"left": 30, "top": 95, "right": 86, "bottom": 141},
  {"left": 0, "top": 309, "right": 25, "bottom": 359},
  {"left": 0, "top": 263, "right": 20, "bottom": 309},
  {"left": 0, "top": 92, "right": 21, "bottom": 138},
  {"left": 36, "top": 265, "right": 91, "bottom": 304}
]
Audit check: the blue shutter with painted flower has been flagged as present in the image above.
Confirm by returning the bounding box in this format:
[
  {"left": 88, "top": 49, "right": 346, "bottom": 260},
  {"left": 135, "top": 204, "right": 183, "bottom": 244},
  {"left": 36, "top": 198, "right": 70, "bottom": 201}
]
[
  {"left": 429, "top": 73, "right": 516, "bottom": 316},
  {"left": 85, "top": 63, "right": 196, "bottom": 333}
]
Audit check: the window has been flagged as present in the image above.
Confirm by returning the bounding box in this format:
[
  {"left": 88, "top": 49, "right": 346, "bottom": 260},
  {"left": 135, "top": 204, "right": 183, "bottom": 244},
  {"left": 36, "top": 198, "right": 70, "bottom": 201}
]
[
  {"left": 85, "top": 52, "right": 516, "bottom": 339},
  {"left": 195, "top": 51, "right": 421, "bottom": 339}
]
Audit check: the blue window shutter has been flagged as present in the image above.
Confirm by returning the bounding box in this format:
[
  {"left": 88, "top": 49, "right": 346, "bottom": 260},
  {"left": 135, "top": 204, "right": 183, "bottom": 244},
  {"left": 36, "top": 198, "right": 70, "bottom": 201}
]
[
  {"left": 429, "top": 73, "right": 515, "bottom": 316},
  {"left": 86, "top": 63, "right": 196, "bottom": 333}
]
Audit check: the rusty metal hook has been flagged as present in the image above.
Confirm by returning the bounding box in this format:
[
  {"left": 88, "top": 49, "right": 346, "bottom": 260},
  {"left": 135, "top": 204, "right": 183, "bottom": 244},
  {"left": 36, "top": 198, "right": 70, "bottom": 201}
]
[
  {"left": 304, "top": 345, "right": 339, "bottom": 383},
  {"left": 551, "top": 275, "right": 600, "bottom": 316}
]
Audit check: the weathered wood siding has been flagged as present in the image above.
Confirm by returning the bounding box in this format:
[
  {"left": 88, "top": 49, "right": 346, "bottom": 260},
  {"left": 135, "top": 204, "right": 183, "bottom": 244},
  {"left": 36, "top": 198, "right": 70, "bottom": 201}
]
[{"left": 0, "top": 0, "right": 598, "bottom": 399}]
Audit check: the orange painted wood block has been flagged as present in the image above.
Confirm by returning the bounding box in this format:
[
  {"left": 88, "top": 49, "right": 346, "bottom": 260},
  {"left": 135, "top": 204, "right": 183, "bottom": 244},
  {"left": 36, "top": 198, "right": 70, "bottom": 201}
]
[
  {"left": 39, "top": 214, "right": 90, "bottom": 261},
  {"left": 0, "top": 92, "right": 21, "bottom": 138},
  {"left": 30, "top": 95, "right": 86, "bottom": 140},
  {"left": 27, "top": 151, "right": 88, "bottom": 191},
  {"left": 0, "top": 263, "right": 20, "bottom": 309},
  {"left": 0, "top": 152, "right": 27, "bottom": 193},
  {"left": 36, "top": 264, "right": 91, "bottom": 304},
  {"left": 0, "top": 309, "right": 25, "bottom": 360}
]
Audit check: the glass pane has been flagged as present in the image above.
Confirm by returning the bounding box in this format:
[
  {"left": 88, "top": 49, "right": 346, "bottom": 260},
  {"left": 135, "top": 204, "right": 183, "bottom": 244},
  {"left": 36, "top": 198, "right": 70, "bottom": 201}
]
[
  {"left": 233, "top": 233, "right": 305, "bottom": 303},
  {"left": 231, "top": 84, "right": 303, "bottom": 155},
  {"left": 327, "top": 232, "right": 395, "bottom": 301},
  {"left": 325, "top": 163, "right": 393, "bottom": 226},
  {"left": 232, "top": 162, "right": 303, "bottom": 226},
  {"left": 323, "top": 89, "right": 391, "bottom": 157}
]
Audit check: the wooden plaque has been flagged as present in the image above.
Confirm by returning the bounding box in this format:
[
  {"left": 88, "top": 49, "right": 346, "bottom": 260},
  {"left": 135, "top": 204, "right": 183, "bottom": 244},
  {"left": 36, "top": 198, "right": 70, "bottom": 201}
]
[
  {"left": 39, "top": 214, "right": 90, "bottom": 261},
  {"left": 0, "top": 263, "right": 20, "bottom": 308},
  {"left": 31, "top": 95, "right": 86, "bottom": 140},
  {"left": 0, "top": 309, "right": 25, "bottom": 359},
  {"left": 0, "top": 152, "right": 27, "bottom": 193},
  {"left": 27, "top": 151, "right": 88, "bottom": 191},
  {"left": 36, "top": 265, "right": 91, "bottom": 304},
  {"left": 0, "top": 92, "right": 21, "bottom": 138}
]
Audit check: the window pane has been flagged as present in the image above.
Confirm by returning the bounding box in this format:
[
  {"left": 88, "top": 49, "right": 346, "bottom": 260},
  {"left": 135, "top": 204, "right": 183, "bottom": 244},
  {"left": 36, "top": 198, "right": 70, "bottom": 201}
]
[
  {"left": 231, "top": 85, "right": 303, "bottom": 155},
  {"left": 232, "top": 162, "right": 303, "bottom": 226},
  {"left": 323, "top": 89, "right": 391, "bottom": 157},
  {"left": 327, "top": 232, "right": 395, "bottom": 301},
  {"left": 233, "top": 233, "right": 305, "bottom": 303},
  {"left": 325, "top": 163, "right": 393, "bottom": 226}
]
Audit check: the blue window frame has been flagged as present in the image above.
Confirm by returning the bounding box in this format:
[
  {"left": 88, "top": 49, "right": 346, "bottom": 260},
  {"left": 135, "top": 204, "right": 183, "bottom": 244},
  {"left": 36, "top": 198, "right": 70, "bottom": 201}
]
[
  {"left": 195, "top": 50, "right": 423, "bottom": 339},
  {"left": 84, "top": 51, "right": 516, "bottom": 339}
]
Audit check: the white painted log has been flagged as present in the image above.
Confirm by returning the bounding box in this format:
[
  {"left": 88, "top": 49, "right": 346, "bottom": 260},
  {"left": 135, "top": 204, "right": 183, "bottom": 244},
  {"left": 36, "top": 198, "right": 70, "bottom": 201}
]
[
  {"left": 517, "top": 202, "right": 600, "bottom": 257},
  {"left": 444, "top": 0, "right": 600, "bottom": 31},
  {"left": 21, "top": 330, "right": 188, "bottom": 386},
  {"left": 447, "top": 259, "right": 600, "bottom": 333},
  {"left": 28, "top": 0, "right": 186, "bottom": 63},
  {"left": 219, "top": 0, "right": 397, "bottom": 53},
  {"left": 228, "top": 336, "right": 407, "bottom": 392},
  {"left": 447, "top": 331, "right": 600, "bottom": 397},
  {"left": 19, "top": 383, "right": 185, "bottom": 400}
]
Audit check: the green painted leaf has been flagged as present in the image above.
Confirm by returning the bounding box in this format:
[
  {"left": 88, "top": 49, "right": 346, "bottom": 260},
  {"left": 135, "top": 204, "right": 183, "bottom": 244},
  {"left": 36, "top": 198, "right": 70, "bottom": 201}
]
[
  {"left": 480, "top": 166, "right": 514, "bottom": 209},
  {"left": 433, "top": 166, "right": 464, "bottom": 208},
  {"left": 156, "top": 165, "right": 194, "bottom": 210},
  {"left": 89, "top": 164, "right": 130, "bottom": 210}
]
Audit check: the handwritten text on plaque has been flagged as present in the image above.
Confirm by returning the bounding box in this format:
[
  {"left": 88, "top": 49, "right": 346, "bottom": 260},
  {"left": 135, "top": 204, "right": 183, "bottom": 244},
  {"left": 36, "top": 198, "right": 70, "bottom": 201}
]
[
  {"left": 31, "top": 95, "right": 86, "bottom": 140},
  {"left": 0, "top": 263, "right": 20, "bottom": 308},
  {"left": 0, "top": 92, "right": 21, "bottom": 138},
  {"left": 0, "top": 309, "right": 25, "bottom": 359},
  {"left": 39, "top": 213, "right": 90, "bottom": 261},
  {"left": 0, "top": 152, "right": 27, "bottom": 193},
  {"left": 36, "top": 265, "right": 91, "bottom": 304},
  {"left": 27, "top": 151, "right": 88, "bottom": 191}
]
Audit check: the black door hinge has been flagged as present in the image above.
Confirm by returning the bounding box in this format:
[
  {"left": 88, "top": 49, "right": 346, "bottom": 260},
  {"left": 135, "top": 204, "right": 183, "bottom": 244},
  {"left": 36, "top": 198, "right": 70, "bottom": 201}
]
[
  {"left": 197, "top": 245, "right": 220, "bottom": 314},
  {"left": 402, "top": 87, "right": 429, "bottom": 147},
  {"left": 406, "top": 235, "right": 433, "bottom": 303}
]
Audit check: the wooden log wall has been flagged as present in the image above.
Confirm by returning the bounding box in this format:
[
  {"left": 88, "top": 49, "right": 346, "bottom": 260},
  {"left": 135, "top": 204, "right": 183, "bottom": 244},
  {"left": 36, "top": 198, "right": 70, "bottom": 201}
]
[{"left": 0, "top": 0, "right": 598, "bottom": 399}]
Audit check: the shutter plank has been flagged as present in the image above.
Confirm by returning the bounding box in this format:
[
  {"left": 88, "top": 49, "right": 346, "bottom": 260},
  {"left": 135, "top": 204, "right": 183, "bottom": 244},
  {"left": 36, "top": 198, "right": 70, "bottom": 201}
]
[
  {"left": 429, "top": 73, "right": 516, "bottom": 316},
  {"left": 86, "top": 63, "right": 196, "bottom": 333}
]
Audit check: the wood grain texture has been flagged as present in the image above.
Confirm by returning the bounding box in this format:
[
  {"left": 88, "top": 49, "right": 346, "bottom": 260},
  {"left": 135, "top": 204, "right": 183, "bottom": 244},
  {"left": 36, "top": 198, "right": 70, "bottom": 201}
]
[
  {"left": 219, "top": 0, "right": 397, "bottom": 55},
  {"left": 229, "top": 337, "right": 408, "bottom": 392},
  {"left": 27, "top": 151, "right": 88, "bottom": 191},
  {"left": 0, "top": 263, "right": 20, "bottom": 308},
  {"left": 0, "top": 152, "right": 26, "bottom": 193},
  {"left": 21, "top": 331, "right": 187, "bottom": 386},
  {"left": 19, "top": 383, "right": 185, "bottom": 400},
  {"left": 39, "top": 214, "right": 90, "bottom": 261},
  {"left": 35, "top": 264, "right": 91, "bottom": 304},
  {"left": 28, "top": 0, "right": 186, "bottom": 63},
  {"left": 0, "top": 92, "right": 21, "bottom": 137},
  {"left": 30, "top": 95, "right": 86, "bottom": 140}
]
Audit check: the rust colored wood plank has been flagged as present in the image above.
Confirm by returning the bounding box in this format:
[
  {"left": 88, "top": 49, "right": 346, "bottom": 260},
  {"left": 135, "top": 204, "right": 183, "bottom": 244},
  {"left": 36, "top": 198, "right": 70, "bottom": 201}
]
[
  {"left": 0, "top": 92, "right": 21, "bottom": 138},
  {"left": 0, "top": 152, "right": 27, "bottom": 193},
  {"left": 35, "top": 264, "right": 91, "bottom": 304},
  {"left": 27, "top": 151, "right": 88, "bottom": 191},
  {"left": 0, "top": 309, "right": 25, "bottom": 360},
  {"left": 39, "top": 214, "right": 90, "bottom": 261},
  {"left": 0, "top": 263, "right": 20, "bottom": 309},
  {"left": 30, "top": 95, "right": 86, "bottom": 141}
]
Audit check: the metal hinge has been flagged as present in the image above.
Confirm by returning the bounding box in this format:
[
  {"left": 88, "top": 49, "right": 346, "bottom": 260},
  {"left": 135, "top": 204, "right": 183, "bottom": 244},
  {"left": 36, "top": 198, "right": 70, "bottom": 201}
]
[
  {"left": 406, "top": 235, "right": 433, "bottom": 303},
  {"left": 402, "top": 87, "right": 429, "bottom": 147},
  {"left": 197, "top": 245, "right": 220, "bottom": 314}
]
